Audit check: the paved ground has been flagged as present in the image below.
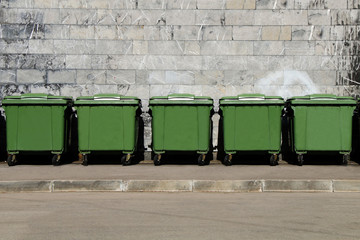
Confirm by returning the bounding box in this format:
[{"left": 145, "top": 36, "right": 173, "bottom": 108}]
[
  {"left": 0, "top": 192, "right": 359, "bottom": 240},
  {"left": 1, "top": 160, "right": 360, "bottom": 181}
]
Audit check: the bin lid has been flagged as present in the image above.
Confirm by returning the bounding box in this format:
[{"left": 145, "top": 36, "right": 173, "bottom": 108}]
[
  {"left": 288, "top": 94, "right": 357, "bottom": 105},
  {"left": 2, "top": 93, "right": 72, "bottom": 105},
  {"left": 150, "top": 93, "right": 213, "bottom": 105},
  {"left": 75, "top": 94, "right": 140, "bottom": 105},
  {"left": 220, "top": 94, "right": 284, "bottom": 105}
]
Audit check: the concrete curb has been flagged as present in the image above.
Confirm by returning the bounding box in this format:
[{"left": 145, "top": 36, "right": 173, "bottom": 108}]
[{"left": 1, "top": 180, "right": 360, "bottom": 193}]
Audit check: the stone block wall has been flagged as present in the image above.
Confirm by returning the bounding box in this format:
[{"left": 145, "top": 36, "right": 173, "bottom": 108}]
[{"left": 0, "top": 0, "right": 359, "bottom": 149}]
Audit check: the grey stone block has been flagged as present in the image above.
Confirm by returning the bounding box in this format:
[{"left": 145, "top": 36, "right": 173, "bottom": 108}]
[
  {"left": 195, "top": 10, "right": 225, "bottom": 26},
  {"left": 254, "top": 41, "right": 284, "bottom": 56},
  {"left": 195, "top": 70, "right": 224, "bottom": 85},
  {"left": 0, "top": 70, "right": 16, "bottom": 83},
  {"left": 137, "top": 0, "right": 166, "bottom": 9},
  {"left": 48, "top": 70, "right": 76, "bottom": 84},
  {"left": 224, "top": 70, "right": 254, "bottom": 85},
  {"left": 200, "top": 41, "right": 253, "bottom": 56},
  {"left": 256, "top": 0, "right": 294, "bottom": 9},
  {"left": 77, "top": 70, "right": 107, "bottom": 84},
  {"left": 28, "top": 40, "right": 53, "bottom": 54},
  {"left": 0, "top": 39, "right": 29, "bottom": 54},
  {"left": 131, "top": 10, "right": 166, "bottom": 25},
  {"left": 70, "top": 25, "right": 95, "bottom": 39},
  {"left": 54, "top": 40, "right": 96, "bottom": 54},
  {"left": 66, "top": 55, "right": 92, "bottom": 69},
  {"left": 193, "top": 180, "right": 262, "bottom": 192},
  {"left": 148, "top": 41, "right": 185, "bottom": 55},
  {"left": 202, "top": 26, "right": 232, "bottom": 40},
  {"left": 33, "top": 0, "right": 58, "bottom": 8},
  {"left": 106, "top": 70, "right": 136, "bottom": 84},
  {"left": 254, "top": 10, "right": 283, "bottom": 25},
  {"left": 165, "top": 70, "right": 195, "bottom": 84},
  {"left": 167, "top": 0, "right": 197, "bottom": 9},
  {"left": 233, "top": 26, "right": 261, "bottom": 40},
  {"left": 173, "top": 26, "right": 200, "bottom": 40},
  {"left": 93, "top": 40, "right": 132, "bottom": 54},
  {"left": 133, "top": 40, "right": 149, "bottom": 54},
  {"left": 17, "top": 69, "right": 46, "bottom": 84},
  {"left": 45, "top": 25, "right": 70, "bottom": 39},
  {"left": 225, "top": 10, "right": 254, "bottom": 25},
  {"left": 184, "top": 41, "right": 201, "bottom": 55},
  {"left": 0, "top": 181, "right": 51, "bottom": 193},
  {"left": 197, "top": 0, "right": 226, "bottom": 9},
  {"left": 30, "top": 84, "right": 62, "bottom": 95},
  {"left": 308, "top": 10, "right": 331, "bottom": 25},
  {"left": 53, "top": 180, "right": 122, "bottom": 192},
  {"left": 167, "top": 10, "right": 196, "bottom": 25},
  {"left": 60, "top": 9, "right": 97, "bottom": 25},
  {"left": 144, "top": 26, "right": 173, "bottom": 40},
  {"left": 125, "top": 180, "right": 192, "bottom": 192},
  {"left": 136, "top": 70, "right": 165, "bottom": 84},
  {"left": 263, "top": 180, "right": 333, "bottom": 192},
  {"left": 226, "top": 0, "right": 256, "bottom": 9},
  {"left": 285, "top": 41, "right": 315, "bottom": 55},
  {"left": 96, "top": 10, "right": 132, "bottom": 25}
]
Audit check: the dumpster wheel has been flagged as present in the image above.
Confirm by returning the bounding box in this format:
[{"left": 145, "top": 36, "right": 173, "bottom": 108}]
[
  {"left": 7, "top": 154, "right": 17, "bottom": 167},
  {"left": 121, "top": 154, "right": 132, "bottom": 166},
  {"left": 82, "top": 154, "right": 88, "bottom": 166},
  {"left": 297, "top": 154, "right": 304, "bottom": 166},
  {"left": 224, "top": 154, "right": 232, "bottom": 166},
  {"left": 198, "top": 154, "right": 206, "bottom": 166},
  {"left": 270, "top": 154, "right": 278, "bottom": 166},
  {"left": 52, "top": 154, "right": 61, "bottom": 166},
  {"left": 153, "top": 154, "right": 161, "bottom": 166},
  {"left": 342, "top": 154, "right": 350, "bottom": 166}
]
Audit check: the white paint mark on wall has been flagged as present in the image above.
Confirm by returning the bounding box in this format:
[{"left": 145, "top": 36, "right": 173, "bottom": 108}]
[{"left": 254, "top": 70, "right": 320, "bottom": 98}]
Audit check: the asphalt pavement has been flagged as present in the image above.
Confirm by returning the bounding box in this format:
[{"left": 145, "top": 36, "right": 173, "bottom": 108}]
[{"left": 0, "top": 192, "right": 359, "bottom": 240}]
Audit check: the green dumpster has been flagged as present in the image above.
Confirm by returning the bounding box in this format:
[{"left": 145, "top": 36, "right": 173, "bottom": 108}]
[
  {"left": 286, "top": 94, "right": 357, "bottom": 166},
  {"left": 219, "top": 94, "right": 284, "bottom": 166},
  {"left": 2, "top": 93, "right": 73, "bottom": 166},
  {"left": 149, "top": 93, "right": 214, "bottom": 166},
  {"left": 74, "top": 94, "right": 142, "bottom": 166}
]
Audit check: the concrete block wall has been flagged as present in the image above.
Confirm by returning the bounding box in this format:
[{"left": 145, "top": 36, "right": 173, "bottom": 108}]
[{"left": 0, "top": 0, "right": 359, "bottom": 149}]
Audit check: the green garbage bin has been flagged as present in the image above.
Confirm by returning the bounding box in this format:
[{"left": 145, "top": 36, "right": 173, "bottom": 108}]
[
  {"left": 2, "top": 93, "right": 73, "bottom": 166},
  {"left": 219, "top": 94, "right": 284, "bottom": 166},
  {"left": 149, "top": 93, "right": 214, "bottom": 166},
  {"left": 287, "top": 94, "right": 357, "bottom": 166},
  {"left": 74, "top": 94, "right": 142, "bottom": 166}
]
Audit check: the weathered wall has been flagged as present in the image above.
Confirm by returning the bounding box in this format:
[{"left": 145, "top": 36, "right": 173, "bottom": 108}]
[{"left": 1, "top": 0, "right": 360, "bottom": 148}]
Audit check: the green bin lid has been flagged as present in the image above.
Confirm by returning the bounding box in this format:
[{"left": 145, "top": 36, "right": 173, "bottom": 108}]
[
  {"left": 150, "top": 93, "right": 213, "bottom": 105},
  {"left": 220, "top": 94, "right": 284, "bottom": 105},
  {"left": 288, "top": 94, "right": 357, "bottom": 105},
  {"left": 2, "top": 93, "right": 72, "bottom": 105},
  {"left": 75, "top": 94, "right": 140, "bottom": 105}
]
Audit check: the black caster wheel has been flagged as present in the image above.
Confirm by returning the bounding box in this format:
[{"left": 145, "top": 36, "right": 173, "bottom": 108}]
[
  {"left": 270, "top": 154, "right": 278, "bottom": 166},
  {"left": 198, "top": 154, "right": 206, "bottom": 166},
  {"left": 224, "top": 154, "right": 232, "bottom": 166},
  {"left": 82, "top": 154, "right": 88, "bottom": 166},
  {"left": 121, "top": 154, "right": 132, "bottom": 166},
  {"left": 7, "top": 154, "right": 16, "bottom": 167},
  {"left": 52, "top": 154, "right": 61, "bottom": 166},
  {"left": 297, "top": 154, "right": 304, "bottom": 166},
  {"left": 342, "top": 154, "right": 350, "bottom": 166},
  {"left": 153, "top": 154, "right": 161, "bottom": 166}
]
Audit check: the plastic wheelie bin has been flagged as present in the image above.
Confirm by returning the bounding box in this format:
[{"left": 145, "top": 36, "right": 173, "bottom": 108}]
[
  {"left": 2, "top": 93, "right": 73, "bottom": 166},
  {"left": 149, "top": 93, "right": 214, "bottom": 166},
  {"left": 286, "top": 94, "right": 357, "bottom": 166},
  {"left": 218, "top": 94, "right": 284, "bottom": 166},
  {"left": 74, "top": 94, "right": 143, "bottom": 166}
]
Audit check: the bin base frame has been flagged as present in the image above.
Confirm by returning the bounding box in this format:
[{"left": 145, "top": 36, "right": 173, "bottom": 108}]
[{"left": 152, "top": 150, "right": 211, "bottom": 166}]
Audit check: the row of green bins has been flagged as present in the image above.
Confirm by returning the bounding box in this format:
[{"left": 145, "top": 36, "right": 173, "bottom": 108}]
[
  {"left": 149, "top": 94, "right": 214, "bottom": 166},
  {"left": 218, "top": 94, "right": 284, "bottom": 166},
  {"left": 285, "top": 94, "right": 357, "bottom": 166},
  {"left": 74, "top": 94, "right": 143, "bottom": 166},
  {"left": 2, "top": 93, "right": 73, "bottom": 166}
]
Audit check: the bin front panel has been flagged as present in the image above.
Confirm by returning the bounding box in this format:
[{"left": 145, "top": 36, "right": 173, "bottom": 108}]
[
  {"left": 293, "top": 106, "right": 354, "bottom": 152},
  {"left": 77, "top": 105, "right": 137, "bottom": 152},
  {"left": 5, "top": 105, "right": 66, "bottom": 152},
  {"left": 222, "top": 105, "right": 282, "bottom": 152},
  {"left": 151, "top": 105, "right": 211, "bottom": 152}
]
